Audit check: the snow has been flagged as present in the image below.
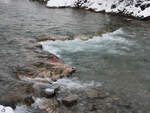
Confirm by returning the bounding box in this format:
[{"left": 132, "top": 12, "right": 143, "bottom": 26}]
[
  {"left": 0, "top": 105, "right": 14, "bottom": 113},
  {"left": 139, "top": 7, "right": 150, "bottom": 18},
  {"left": 46, "top": 0, "right": 75, "bottom": 7},
  {"left": 47, "top": 0, "right": 150, "bottom": 19}
]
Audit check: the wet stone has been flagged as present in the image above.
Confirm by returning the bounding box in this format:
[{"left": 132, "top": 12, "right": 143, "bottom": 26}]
[
  {"left": 38, "top": 98, "right": 59, "bottom": 113},
  {"left": 34, "top": 83, "right": 60, "bottom": 98},
  {"left": 86, "top": 89, "right": 100, "bottom": 99},
  {"left": 44, "top": 88, "right": 55, "bottom": 97},
  {"left": 36, "top": 35, "right": 70, "bottom": 42},
  {"left": 86, "top": 89, "right": 107, "bottom": 99},
  {"left": 73, "top": 35, "right": 92, "bottom": 40},
  {"left": 62, "top": 95, "right": 78, "bottom": 107},
  {"left": 96, "top": 110, "right": 104, "bottom": 113}
]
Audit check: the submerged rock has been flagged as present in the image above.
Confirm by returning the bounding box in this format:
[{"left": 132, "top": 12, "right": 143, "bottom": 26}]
[
  {"left": 86, "top": 89, "right": 108, "bottom": 99},
  {"left": 36, "top": 35, "right": 70, "bottom": 42},
  {"left": 86, "top": 89, "right": 101, "bottom": 99}
]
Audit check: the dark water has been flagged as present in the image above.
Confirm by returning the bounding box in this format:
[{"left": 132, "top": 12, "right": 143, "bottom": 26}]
[{"left": 1, "top": 0, "right": 150, "bottom": 112}]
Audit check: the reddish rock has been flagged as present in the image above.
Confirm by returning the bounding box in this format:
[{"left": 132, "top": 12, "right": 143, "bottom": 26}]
[
  {"left": 17, "top": 60, "right": 76, "bottom": 81},
  {"left": 48, "top": 57, "right": 60, "bottom": 63}
]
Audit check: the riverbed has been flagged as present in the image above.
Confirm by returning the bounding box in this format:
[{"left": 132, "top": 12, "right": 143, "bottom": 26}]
[{"left": 0, "top": 0, "right": 150, "bottom": 112}]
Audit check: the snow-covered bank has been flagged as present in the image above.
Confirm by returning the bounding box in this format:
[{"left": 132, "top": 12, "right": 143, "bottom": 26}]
[{"left": 46, "top": 0, "right": 150, "bottom": 19}]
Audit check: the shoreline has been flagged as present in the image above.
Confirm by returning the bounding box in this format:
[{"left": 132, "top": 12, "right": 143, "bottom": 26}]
[{"left": 30, "top": 0, "right": 150, "bottom": 20}]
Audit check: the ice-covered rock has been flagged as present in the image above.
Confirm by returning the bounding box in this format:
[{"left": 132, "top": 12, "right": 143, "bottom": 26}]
[
  {"left": 0, "top": 105, "right": 14, "bottom": 113},
  {"left": 46, "top": 0, "right": 150, "bottom": 19}
]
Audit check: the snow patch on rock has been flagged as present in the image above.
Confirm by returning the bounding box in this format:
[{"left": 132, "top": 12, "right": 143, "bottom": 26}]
[{"left": 0, "top": 105, "right": 14, "bottom": 113}]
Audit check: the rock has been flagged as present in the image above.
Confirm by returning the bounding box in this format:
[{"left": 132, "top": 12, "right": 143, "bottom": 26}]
[
  {"left": 62, "top": 95, "right": 78, "bottom": 106},
  {"left": 51, "top": 74, "right": 60, "bottom": 81},
  {"left": 88, "top": 104, "right": 97, "bottom": 111},
  {"left": 44, "top": 88, "right": 55, "bottom": 97},
  {"left": 73, "top": 35, "right": 92, "bottom": 40},
  {"left": 67, "top": 111, "right": 74, "bottom": 113},
  {"left": 34, "top": 83, "right": 60, "bottom": 98},
  {"left": 48, "top": 57, "right": 61, "bottom": 63},
  {"left": 94, "top": 28, "right": 113, "bottom": 36},
  {"left": 0, "top": 80, "right": 34, "bottom": 107},
  {"left": 30, "top": 0, "right": 48, "bottom": 4},
  {"left": 52, "top": 63, "right": 76, "bottom": 77},
  {"left": 86, "top": 89, "right": 100, "bottom": 99},
  {"left": 39, "top": 98, "right": 59, "bottom": 113},
  {"left": 96, "top": 110, "right": 104, "bottom": 113},
  {"left": 36, "top": 36, "right": 70, "bottom": 42},
  {"left": 86, "top": 89, "right": 107, "bottom": 99},
  {"left": 34, "top": 43, "right": 43, "bottom": 49},
  {"left": 0, "top": 101, "right": 16, "bottom": 110},
  {"left": 24, "top": 96, "right": 35, "bottom": 106},
  {"left": 105, "top": 103, "right": 113, "bottom": 109},
  {"left": 17, "top": 58, "right": 76, "bottom": 81}
]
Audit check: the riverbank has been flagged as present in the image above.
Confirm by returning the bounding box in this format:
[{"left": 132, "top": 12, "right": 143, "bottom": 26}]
[{"left": 32, "top": 0, "right": 150, "bottom": 20}]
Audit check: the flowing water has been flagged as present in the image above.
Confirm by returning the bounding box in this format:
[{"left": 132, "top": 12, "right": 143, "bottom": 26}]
[{"left": 0, "top": 0, "right": 150, "bottom": 112}]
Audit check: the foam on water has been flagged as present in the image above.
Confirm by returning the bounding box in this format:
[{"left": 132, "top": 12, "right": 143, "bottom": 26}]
[
  {"left": 14, "top": 106, "right": 27, "bottom": 113},
  {"left": 20, "top": 76, "right": 101, "bottom": 91},
  {"left": 53, "top": 77, "right": 102, "bottom": 90},
  {"left": 41, "top": 28, "right": 134, "bottom": 58}
]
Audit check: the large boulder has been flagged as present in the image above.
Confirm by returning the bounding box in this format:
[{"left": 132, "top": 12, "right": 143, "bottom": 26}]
[{"left": 17, "top": 58, "right": 76, "bottom": 82}]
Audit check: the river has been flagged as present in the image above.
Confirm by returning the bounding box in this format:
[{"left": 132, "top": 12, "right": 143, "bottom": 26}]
[{"left": 0, "top": 0, "right": 150, "bottom": 112}]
